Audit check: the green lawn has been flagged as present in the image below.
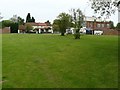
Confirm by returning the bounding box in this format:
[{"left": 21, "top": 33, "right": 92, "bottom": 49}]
[
  {"left": 2, "top": 34, "right": 118, "bottom": 88},
  {"left": 0, "top": 34, "right": 2, "bottom": 89}
]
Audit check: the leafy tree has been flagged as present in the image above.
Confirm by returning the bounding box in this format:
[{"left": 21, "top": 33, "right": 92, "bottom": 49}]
[
  {"left": 2, "top": 19, "right": 19, "bottom": 33},
  {"left": 70, "top": 8, "right": 83, "bottom": 31},
  {"left": 52, "top": 19, "right": 61, "bottom": 32},
  {"left": 0, "top": 22, "right": 2, "bottom": 29},
  {"left": 18, "top": 16, "right": 24, "bottom": 25},
  {"left": 109, "top": 21, "right": 115, "bottom": 29},
  {"left": 69, "top": 8, "right": 83, "bottom": 39},
  {"left": 52, "top": 24, "right": 60, "bottom": 32},
  {"left": 10, "top": 15, "right": 18, "bottom": 22},
  {"left": 90, "top": 0, "right": 119, "bottom": 17},
  {"left": 25, "top": 23, "right": 33, "bottom": 32},
  {"left": 57, "top": 12, "right": 71, "bottom": 36},
  {"left": 116, "top": 23, "right": 120, "bottom": 30},
  {"left": 10, "top": 23, "right": 18, "bottom": 33},
  {"left": 2, "top": 20, "right": 13, "bottom": 28}
]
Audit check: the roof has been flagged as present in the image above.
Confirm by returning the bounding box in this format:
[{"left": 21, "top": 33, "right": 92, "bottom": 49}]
[
  {"left": 84, "top": 16, "right": 102, "bottom": 22},
  {"left": 36, "top": 23, "right": 47, "bottom": 26},
  {"left": 26, "top": 22, "right": 49, "bottom": 26}
]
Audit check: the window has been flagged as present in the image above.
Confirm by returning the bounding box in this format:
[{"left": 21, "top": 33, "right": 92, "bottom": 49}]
[
  {"left": 107, "top": 24, "right": 110, "bottom": 28},
  {"left": 90, "top": 22, "right": 93, "bottom": 27},
  {"left": 97, "top": 24, "right": 101, "bottom": 28},
  {"left": 101, "top": 24, "right": 104, "bottom": 28}
]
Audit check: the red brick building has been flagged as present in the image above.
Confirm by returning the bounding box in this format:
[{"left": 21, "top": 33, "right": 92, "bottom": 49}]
[
  {"left": 0, "top": 27, "right": 11, "bottom": 34},
  {"left": 86, "top": 21, "right": 111, "bottom": 31},
  {"left": 85, "top": 16, "right": 111, "bottom": 31}
]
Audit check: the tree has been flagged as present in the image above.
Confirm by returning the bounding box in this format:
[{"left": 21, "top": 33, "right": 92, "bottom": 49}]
[
  {"left": 0, "top": 13, "right": 3, "bottom": 28},
  {"left": 10, "top": 23, "right": 18, "bottom": 33},
  {"left": 109, "top": 21, "right": 115, "bottom": 29},
  {"left": 2, "top": 20, "right": 19, "bottom": 33},
  {"left": 18, "top": 16, "right": 24, "bottom": 25},
  {"left": 2, "top": 20, "right": 13, "bottom": 28},
  {"left": 26, "top": 13, "right": 31, "bottom": 22},
  {"left": 26, "top": 13, "right": 36, "bottom": 22},
  {"left": 90, "top": 0, "right": 119, "bottom": 17},
  {"left": 0, "top": 22, "right": 2, "bottom": 29},
  {"left": 116, "top": 23, "right": 120, "bottom": 30},
  {"left": 10, "top": 15, "right": 18, "bottom": 23},
  {"left": 57, "top": 12, "right": 71, "bottom": 36},
  {"left": 25, "top": 23, "right": 33, "bottom": 32},
  {"left": 69, "top": 8, "right": 84, "bottom": 39},
  {"left": 31, "top": 17, "right": 35, "bottom": 22},
  {"left": 70, "top": 8, "right": 83, "bottom": 31},
  {"left": 52, "top": 19, "right": 61, "bottom": 32}
]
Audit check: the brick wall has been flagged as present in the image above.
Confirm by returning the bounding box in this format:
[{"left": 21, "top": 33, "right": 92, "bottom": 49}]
[
  {"left": 103, "top": 29, "right": 119, "bottom": 35},
  {"left": 1, "top": 27, "right": 10, "bottom": 34},
  {"left": 86, "top": 21, "right": 111, "bottom": 30}
]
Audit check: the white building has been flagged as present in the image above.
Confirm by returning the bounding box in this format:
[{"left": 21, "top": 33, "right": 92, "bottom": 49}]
[{"left": 26, "top": 22, "right": 53, "bottom": 33}]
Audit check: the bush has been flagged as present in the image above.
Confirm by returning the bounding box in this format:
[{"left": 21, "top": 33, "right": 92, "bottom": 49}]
[
  {"left": 116, "top": 23, "right": 120, "bottom": 30},
  {"left": 74, "top": 33, "right": 80, "bottom": 39}
]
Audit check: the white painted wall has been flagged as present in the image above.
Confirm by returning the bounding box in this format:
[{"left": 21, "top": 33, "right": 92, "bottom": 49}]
[
  {"left": 39, "top": 29, "right": 41, "bottom": 33},
  {"left": 18, "top": 30, "right": 20, "bottom": 33}
]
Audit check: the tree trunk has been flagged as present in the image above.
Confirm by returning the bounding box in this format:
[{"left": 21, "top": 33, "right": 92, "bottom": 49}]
[{"left": 61, "top": 33, "right": 64, "bottom": 36}]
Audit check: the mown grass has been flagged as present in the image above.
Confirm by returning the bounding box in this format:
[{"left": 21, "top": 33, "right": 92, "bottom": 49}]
[
  {"left": 0, "top": 34, "right": 2, "bottom": 89},
  {"left": 2, "top": 34, "right": 118, "bottom": 88}
]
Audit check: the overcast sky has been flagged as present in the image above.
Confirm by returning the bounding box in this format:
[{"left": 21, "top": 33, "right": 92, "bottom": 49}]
[{"left": 0, "top": 0, "right": 118, "bottom": 26}]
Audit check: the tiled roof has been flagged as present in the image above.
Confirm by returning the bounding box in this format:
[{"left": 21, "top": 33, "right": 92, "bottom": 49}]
[{"left": 26, "top": 22, "right": 49, "bottom": 26}]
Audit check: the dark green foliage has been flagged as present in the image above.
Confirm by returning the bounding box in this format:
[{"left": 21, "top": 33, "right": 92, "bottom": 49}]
[
  {"left": 52, "top": 19, "right": 61, "bottom": 32},
  {"left": 74, "top": 29, "right": 80, "bottom": 39},
  {"left": 109, "top": 21, "right": 115, "bottom": 29},
  {"left": 59, "top": 19, "right": 67, "bottom": 36},
  {"left": 116, "top": 23, "right": 120, "bottom": 30},
  {"left": 32, "top": 17, "right": 35, "bottom": 22},
  {"left": 18, "top": 16, "right": 24, "bottom": 25},
  {"left": 10, "top": 23, "right": 18, "bottom": 33},
  {"left": 2, "top": 20, "right": 18, "bottom": 33},
  {"left": 0, "top": 24, "right": 1, "bottom": 29},
  {"left": 57, "top": 13, "right": 71, "bottom": 36},
  {"left": 26, "top": 13, "right": 35, "bottom": 22},
  {"left": 26, "top": 13, "right": 31, "bottom": 22},
  {"left": 2, "top": 20, "right": 13, "bottom": 28},
  {"left": 74, "top": 33, "right": 80, "bottom": 39}
]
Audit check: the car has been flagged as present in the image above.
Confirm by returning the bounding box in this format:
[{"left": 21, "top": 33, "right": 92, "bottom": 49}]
[{"left": 94, "top": 30, "right": 103, "bottom": 35}]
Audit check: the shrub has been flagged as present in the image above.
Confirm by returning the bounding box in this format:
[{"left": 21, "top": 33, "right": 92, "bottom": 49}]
[{"left": 74, "top": 33, "right": 80, "bottom": 39}]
